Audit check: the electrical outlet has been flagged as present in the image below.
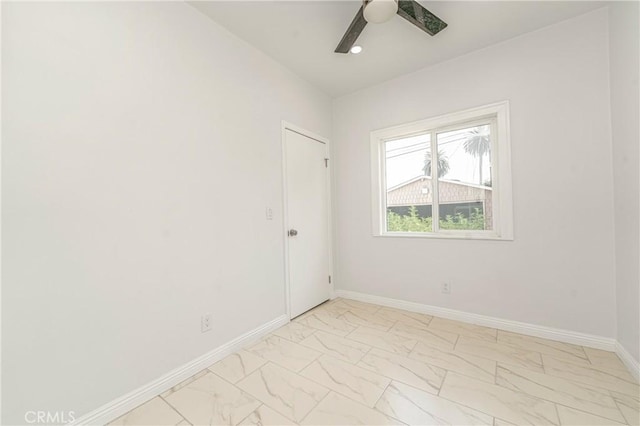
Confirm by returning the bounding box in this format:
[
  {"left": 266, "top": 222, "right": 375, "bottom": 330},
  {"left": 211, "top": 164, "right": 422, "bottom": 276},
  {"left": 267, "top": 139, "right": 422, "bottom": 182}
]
[
  {"left": 441, "top": 282, "right": 451, "bottom": 294},
  {"left": 265, "top": 207, "right": 274, "bottom": 220},
  {"left": 201, "top": 313, "right": 212, "bottom": 333}
]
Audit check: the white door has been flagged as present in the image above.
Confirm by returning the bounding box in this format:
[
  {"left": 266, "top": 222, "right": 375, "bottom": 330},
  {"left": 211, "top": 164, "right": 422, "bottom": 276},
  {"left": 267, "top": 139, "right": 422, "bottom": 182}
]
[{"left": 284, "top": 128, "right": 330, "bottom": 318}]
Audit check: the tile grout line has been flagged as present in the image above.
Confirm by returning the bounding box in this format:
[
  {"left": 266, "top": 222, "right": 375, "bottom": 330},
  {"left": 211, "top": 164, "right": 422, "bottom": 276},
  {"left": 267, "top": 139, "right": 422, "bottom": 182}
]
[
  {"left": 582, "top": 345, "right": 597, "bottom": 367},
  {"left": 208, "top": 354, "right": 293, "bottom": 421},
  {"left": 300, "top": 330, "right": 374, "bottom": 365},
  {"left": 539, "top": 355, "right": 640, "bottom": 393},
  {"left": 296, "top": 389, "right": 333, "bottom": 424},
  {"left": 298, "top": 350, "right": 429, "bottom": 418},
  {"left": 354, "top": 348, "right": 446, "bottom": 396},
  {"left": 493, "top": 364, "right": 630, "bottom": 424},
  {"left": 359, "top": 341, "right": 376, "bottom": 359},
  {"left": 415, "top": 339, "right": 618, "bottom": 424},
  {"left": 388, "top": 324, "right": 459, "bottom": 352},
  {"left": 341, "top": 308, "right": 398, "bottom": 331},
  {"left": 611, "top": 398, "right": 632, "bottom": 425},
  {"left": 304, "top": 377, "right": 406, "bottom": 426},
  {"left": 304, "top": 304, "right": 632, "bottom": 425},
  {"left": 232, "top": 360, "right": 310, "bottom": 423},
  {"left": 451, "top": 348, "right": 543, "bottom": 374},
  {"left": 381, "top": 318, "right": 400, "bottom": 333},
  {"left": 105, "top": 395, "right": 161, "bottom": 424},
  {"left": 158, "top": 394, "right": 191, "bottom": 425},
  {"left": 373, "top": 391, "right": 410, "bottom": 426},
  {"left": 371, "top": 380, "right": 393, "bottom": 410},
  {"left": 407, "top": 335, "right": 420, "bottom": 353},
  {"left": 298, "top": 308, "right": 359, "bottom": 338},
  {"left": 553, "top": 403, "right": 635, "bottom": 425},
  {"left": 378, "top": 311, "right": 399, "bottom": 332},
  {"left": 248, "top": 335, "right": 324, "bottom": 373},
  {"left": 112, "top": 299, "right": 636, "bottom": 426},
  {"left": 373, "top": 408, "right": 409, "bottom": 426},
  {"left": 405, "top": 372, "right": 501, "bottom": 423},
  {"left": 362, "top": 329, "right": 510, "bottom": 389},
  {"left": 345, "top": 325, "right": 418, "bottom": 355},
  {"left": 498, "top": 338, "right": 592, "bottom": 366},
  {"left": 553, "top": 402, "right": 562, "bottom": 425},
  {"left": 234, "top": 403, "right": 263, "bottom": 426},
  {"left": 157, "top": 342, "right": 273, "bottom": 424},
  {"left": 295, "top": 354, "right": 379, "bottom": 412},
  {"left": 533, "top": 349, "right": 545, "bottom": 372},
  {"left": 544, "top": 398, "right": 628, "bottom": 424},
  {"left": 273, "top": 324, "right": 318, "bottom": 344},
  {"left": 295, "top": 354, "right": 393, "bottom": 400},
  {"left": 437, "top": 369, "right": 449, "bottom": 396},
  {"left": 209, "top": 367, "right": 260, "bottom": 390}
]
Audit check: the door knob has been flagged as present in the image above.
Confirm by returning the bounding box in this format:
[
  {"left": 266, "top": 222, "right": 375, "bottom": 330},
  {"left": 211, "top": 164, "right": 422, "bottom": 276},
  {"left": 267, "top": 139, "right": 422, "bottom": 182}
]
[{"left": 288, "top": 229, "right": 298, "bottom": 237}]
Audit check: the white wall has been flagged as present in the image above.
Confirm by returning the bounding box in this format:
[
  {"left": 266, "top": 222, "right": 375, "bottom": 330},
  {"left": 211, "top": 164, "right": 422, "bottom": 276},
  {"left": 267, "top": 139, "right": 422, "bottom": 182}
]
[
  {"left": 609, "top": 2, "right": 640, "bottom": 363},
  {"left": 2, "top": 2, "right": 330, "bottom": 423},
  {"left": 332, "top": 9, "right": 617, "bottom": 337}
]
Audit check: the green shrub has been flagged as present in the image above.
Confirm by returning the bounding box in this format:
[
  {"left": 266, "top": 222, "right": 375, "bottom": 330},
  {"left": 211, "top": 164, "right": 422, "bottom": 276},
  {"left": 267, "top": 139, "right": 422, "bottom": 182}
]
[{"left": 387, "top": 206, "right": 485, "bottom": 232}]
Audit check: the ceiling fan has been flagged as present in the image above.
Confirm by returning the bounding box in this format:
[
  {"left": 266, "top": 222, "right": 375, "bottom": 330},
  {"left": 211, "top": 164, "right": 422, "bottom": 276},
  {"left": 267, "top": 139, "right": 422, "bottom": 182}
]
[{"left": 335, "top": 0, "right": 447, "bottom": 53}]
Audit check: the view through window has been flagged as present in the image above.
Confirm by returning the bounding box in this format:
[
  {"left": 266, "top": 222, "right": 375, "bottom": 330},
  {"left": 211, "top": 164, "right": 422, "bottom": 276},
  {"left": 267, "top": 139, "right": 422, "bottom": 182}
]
[
  {"left": 372, "top": 102, "right": 512, "bottom": 240},
  {"left": 384, "top": 123, "right": 494, "bottom": 233}
]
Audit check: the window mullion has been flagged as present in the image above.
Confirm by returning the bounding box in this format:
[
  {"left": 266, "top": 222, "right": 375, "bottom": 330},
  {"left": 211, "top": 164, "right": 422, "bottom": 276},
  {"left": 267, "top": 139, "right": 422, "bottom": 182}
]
[
  {"left": 380, "top": 140, "right": 388, "bottom": 234},
  {"left": 489, "top": 119, "right": 499, "bottom": 233},
  {"left": 431, "top": 131, "right": 439, "bottom": 233}
]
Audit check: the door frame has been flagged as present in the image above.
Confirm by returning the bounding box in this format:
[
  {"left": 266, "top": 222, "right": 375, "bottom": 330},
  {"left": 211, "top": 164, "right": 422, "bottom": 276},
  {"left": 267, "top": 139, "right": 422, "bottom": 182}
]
[{"left": 281, "top": 121, "right": 334, "bottom": 320}]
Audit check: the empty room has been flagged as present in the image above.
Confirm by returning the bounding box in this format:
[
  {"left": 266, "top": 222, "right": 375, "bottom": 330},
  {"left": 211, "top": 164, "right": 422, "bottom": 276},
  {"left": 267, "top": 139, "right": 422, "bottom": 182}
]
[{"left": 2, "top": 0, "right": 639, "bottom": 425}]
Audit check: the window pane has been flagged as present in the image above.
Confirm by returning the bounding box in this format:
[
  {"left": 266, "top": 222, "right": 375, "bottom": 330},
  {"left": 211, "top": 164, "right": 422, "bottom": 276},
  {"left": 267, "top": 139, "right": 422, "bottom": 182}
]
[
  {"left": 436, "top": 124, "right": 493, "bottom": 231},
  {"left": 384, "top": 134, "right": 433, "bottom": 232}
]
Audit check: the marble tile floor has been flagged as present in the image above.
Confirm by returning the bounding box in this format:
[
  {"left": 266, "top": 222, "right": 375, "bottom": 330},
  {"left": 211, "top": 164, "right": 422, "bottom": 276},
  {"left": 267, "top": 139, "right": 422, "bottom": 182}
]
[{"left": 110, "top": 298, "right": 639, "bottom": 426}]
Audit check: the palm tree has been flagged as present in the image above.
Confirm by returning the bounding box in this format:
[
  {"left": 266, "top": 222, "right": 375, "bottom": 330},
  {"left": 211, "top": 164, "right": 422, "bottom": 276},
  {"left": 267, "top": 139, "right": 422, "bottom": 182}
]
[
  {"left": 463, "top": 128, "right": 490, "bottom": 185},
  {"left": 423, "top": 150, "right": 450, "bottom": 178}
]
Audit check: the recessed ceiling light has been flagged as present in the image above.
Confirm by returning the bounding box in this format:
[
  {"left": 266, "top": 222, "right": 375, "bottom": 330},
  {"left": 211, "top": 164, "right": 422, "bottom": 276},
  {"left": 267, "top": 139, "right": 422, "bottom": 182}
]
[{"left": 350, "top": 45, "right": 363, "bottom": 54}]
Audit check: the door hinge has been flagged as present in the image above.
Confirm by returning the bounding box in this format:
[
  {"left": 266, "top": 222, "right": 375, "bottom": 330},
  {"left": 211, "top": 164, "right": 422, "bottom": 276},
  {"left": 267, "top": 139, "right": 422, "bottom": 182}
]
[
  {"left": 324, "top": 158, "right": 329, "bottom": 168},
  {"left": 329, "top": 275, "right": 332, "bottom": 284}
]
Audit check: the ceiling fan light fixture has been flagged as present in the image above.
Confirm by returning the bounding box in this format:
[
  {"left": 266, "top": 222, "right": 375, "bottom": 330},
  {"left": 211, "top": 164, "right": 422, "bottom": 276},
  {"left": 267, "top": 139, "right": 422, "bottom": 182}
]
[
  {"left": 334, "top": 0, "right": 446, "bottom": 54},
  {"left": 350, "top": 45, "right": 363, "bottom": 54},
  {"left": 363, "top": 0, "right": 398, "bottom": 24}
]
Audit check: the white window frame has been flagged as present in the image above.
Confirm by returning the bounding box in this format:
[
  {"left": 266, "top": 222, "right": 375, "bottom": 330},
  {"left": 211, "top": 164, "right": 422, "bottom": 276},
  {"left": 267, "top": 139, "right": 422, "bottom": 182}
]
[{"left": 371, "top": 101, "right": 514, "bottom": 240}]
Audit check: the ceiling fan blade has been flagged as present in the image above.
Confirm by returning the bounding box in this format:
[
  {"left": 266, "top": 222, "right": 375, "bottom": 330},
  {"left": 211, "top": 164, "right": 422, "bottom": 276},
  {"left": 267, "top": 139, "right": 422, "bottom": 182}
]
[
  {"left": 335, "top": 5, "right": 367, "bottom": 54},
  {"left": 397, "top": 0, "right": 447, "bottom": 36}
]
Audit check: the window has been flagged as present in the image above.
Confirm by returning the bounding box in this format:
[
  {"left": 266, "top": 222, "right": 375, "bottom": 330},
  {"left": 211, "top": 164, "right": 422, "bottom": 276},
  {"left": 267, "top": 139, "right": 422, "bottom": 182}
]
[{"left": 371, "top": 101, "right": 513, "bottom": 240}]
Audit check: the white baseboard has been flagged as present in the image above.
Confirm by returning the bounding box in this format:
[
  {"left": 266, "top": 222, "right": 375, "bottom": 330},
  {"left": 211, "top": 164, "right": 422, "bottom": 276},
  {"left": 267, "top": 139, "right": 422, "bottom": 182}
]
[
  {"left": 71, "top": 314, "right": 289, "bottom": 425},
  {"left": 615, "top": 341, "right": 640, "bottom": 382},
  {"left": 335, "top": 290, "right": 617, "bottom": 351}
]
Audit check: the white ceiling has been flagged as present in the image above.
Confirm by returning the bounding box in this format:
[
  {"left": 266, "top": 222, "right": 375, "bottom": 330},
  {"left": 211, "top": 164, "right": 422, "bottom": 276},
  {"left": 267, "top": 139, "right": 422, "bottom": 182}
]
[{"left": 190, "top": 1, "right": 605, "bottom": 97}]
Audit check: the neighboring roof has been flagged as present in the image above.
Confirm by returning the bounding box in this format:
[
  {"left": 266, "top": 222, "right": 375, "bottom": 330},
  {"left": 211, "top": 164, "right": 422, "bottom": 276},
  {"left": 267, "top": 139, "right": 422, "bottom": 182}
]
[
  {"left": 387, "top": 175, "right": 492, "bottom": 207},
  {"left": 388, "top": 175, "right": 492, "bottom": 192}
]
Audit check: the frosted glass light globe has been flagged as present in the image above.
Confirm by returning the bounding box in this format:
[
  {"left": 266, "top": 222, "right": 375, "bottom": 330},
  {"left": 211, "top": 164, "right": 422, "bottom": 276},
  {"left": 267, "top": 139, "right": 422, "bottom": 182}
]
[{"left": 363, "top": 0, "right": 398, "bottom": 24}]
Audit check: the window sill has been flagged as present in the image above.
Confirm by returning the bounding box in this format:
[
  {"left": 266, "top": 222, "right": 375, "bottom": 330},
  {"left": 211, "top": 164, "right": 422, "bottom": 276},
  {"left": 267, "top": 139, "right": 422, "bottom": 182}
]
[{"left": 376, "top": 232, "right": 514, "bottom": 241}]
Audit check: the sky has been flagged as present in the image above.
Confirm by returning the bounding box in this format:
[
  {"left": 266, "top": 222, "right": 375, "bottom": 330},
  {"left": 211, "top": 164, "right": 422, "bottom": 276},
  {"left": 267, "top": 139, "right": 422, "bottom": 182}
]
[{"left": 385, "top": 124, "right": 491, "bottom": 189}]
